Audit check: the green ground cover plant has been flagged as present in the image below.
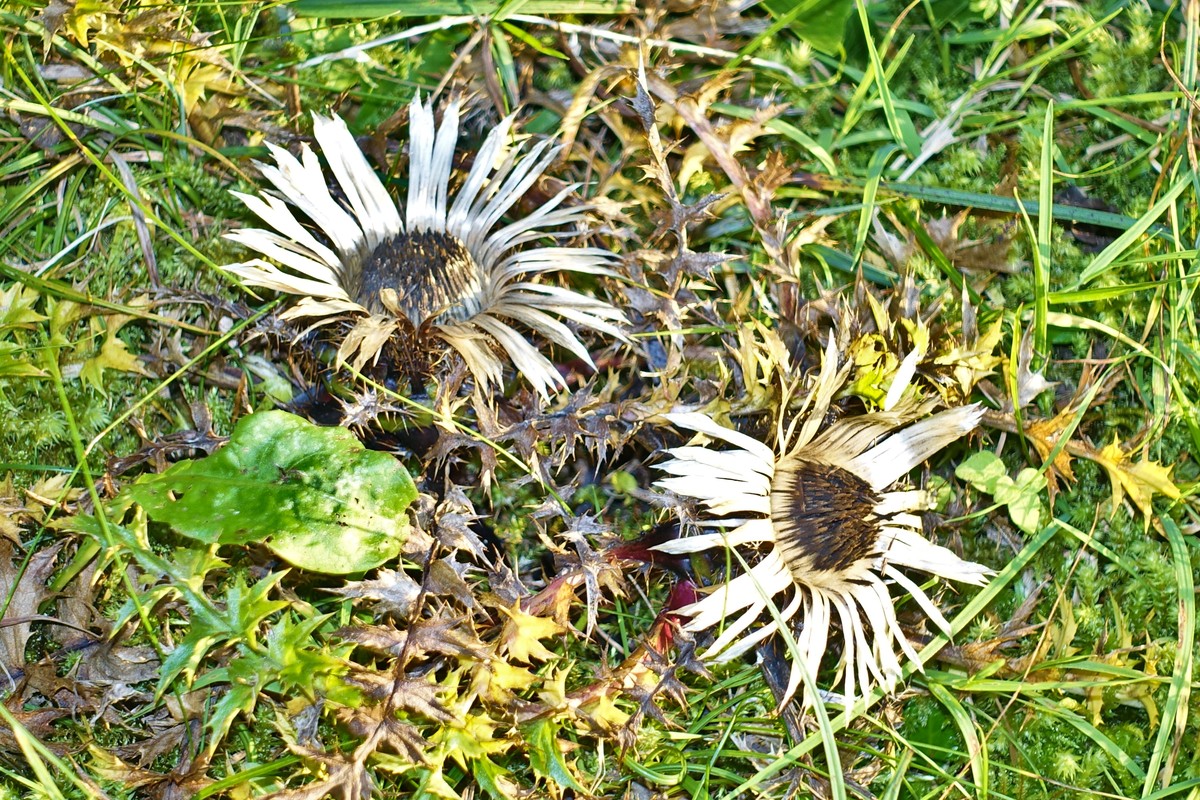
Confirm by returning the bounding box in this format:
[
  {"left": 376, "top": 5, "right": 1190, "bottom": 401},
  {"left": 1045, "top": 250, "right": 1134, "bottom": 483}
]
[{"left": 0, "top": 0, "right": 1197, "bottom": 798}]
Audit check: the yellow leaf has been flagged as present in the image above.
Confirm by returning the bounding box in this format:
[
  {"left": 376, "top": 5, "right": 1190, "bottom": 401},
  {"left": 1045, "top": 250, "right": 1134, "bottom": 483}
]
[
  {"left": 537, "top": 665, "right": 570, "bottom": 709},
  {"left": 79, "top": 334, "right": 149, "bottom": 392},
  {"left": 77, "top": 307, "right": 151, "bottom": 393},
  {"left": 499, "top": 602, "right": 567, "bottom": 664},
  {"left": 900, "top": 316, "right": 931, "bottom": 358},
  {"left": 677, "top": 142, "right": 711, "bottom": 191},
  {"left": 474, "top": 658, "right": 538, "bottom": 705},
  {"left": 176, "top": 59, "right": 223, "bottom": 116},
  {"left": 0, "top": 284, "right": 46, "bottom": 329},
  {"left": 1025, "top": 412, "right": 1076, "bottom": 481},
  {"left": 1095, "top": 440, "right": 1181, "bottom": 521},
  {"left": 487, "top": 659, "right": 538, "bottom": 692},
  {"left": 433, "top": 712, "right": 510, "bottom": 768},
  {"left": 847, "top": 333, "right": 900, "bottom": 404},
  {"left": 937, "top": 317, "right": 1004, "bottom": 396},
  {"left": 63, "top": 0, "right": 120, "bottom": 48},
  {"left": 579, "top": 693, "right": 631, "bottom": 731}
]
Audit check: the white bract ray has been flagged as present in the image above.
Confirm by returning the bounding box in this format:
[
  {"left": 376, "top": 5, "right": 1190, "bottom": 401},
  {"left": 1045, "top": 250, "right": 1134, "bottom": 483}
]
[
  {"left": 654, "top": 340, "right": 992, "bottom": 707},
  {"left": 221, "top": 95, "right": 627, "bottom": 399}
]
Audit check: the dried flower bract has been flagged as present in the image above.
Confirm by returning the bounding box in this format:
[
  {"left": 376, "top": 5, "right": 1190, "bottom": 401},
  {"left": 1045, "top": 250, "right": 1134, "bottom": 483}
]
[
  {"left": 655, "top": 339, "right": 992, "bottom": 706},
  {"left": 221, "top": 96, "right": 627, "bottom": 400}
]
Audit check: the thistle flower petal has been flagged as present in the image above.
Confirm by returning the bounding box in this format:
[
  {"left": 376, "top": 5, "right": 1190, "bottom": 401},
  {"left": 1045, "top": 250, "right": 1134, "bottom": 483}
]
[
  {"left": 221, "top": 98, "right": 626, "bottom": 393},
  {"left": 654, "top": 347, "right": 992, "bottom": 707}
]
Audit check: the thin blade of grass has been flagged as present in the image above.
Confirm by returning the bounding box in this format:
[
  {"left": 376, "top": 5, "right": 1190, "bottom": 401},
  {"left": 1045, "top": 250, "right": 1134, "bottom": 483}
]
[
  {"left": 888, "top": 203, "right": 978, "bottom": 301},
  {"left": 0, "top": 705, "right": 69, "bottom": 799},
  {"left": 927, "top": 683, "right": 987, "bottom": 799},
  {"left": 801, "top": 175, "right": 1168, "bottom": 236},
  {"left": 1064, "top": 176, "right": 1191, "bottom": 291},
  {"left": 292, "top": 0, "right": 633, "bottom": 16},
  {"left": 855, "top": 0, "right": 916, "bottom": 156},
  {"left": 1141, "top": 516, "right": 1194, "bottom": 794},
  {"left": 1033, "top": 101, "right": 1053, "bottom": 369},
  {"left": 879, "top": 747, "right": 914, "bottom": 800},
  {"left": 1048, "top": 265, "right": 1197, "bottom": 304},
  {"left": 851, "top": 145, "right": 899, "bottom": 267}
]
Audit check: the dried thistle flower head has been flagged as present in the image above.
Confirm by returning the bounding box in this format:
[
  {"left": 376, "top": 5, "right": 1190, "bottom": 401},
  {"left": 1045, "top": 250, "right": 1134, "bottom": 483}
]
[
  {"left": 221, "top": 96, "right": 627, "bottom": 400},
  {"left": 654, "top": 338, "right": 992, "bottom": 707}
]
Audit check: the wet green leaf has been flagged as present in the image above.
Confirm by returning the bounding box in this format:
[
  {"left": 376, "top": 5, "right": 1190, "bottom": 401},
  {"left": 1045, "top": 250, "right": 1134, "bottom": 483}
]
[{"left": 124, "top": 411, "right": 416, "bottom": 574}]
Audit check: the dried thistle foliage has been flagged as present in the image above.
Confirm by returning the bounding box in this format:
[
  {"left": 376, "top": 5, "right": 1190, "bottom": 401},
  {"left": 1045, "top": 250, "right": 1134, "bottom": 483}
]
[{"left": 248, "top": 493, "right": 702, "bottom": 799}]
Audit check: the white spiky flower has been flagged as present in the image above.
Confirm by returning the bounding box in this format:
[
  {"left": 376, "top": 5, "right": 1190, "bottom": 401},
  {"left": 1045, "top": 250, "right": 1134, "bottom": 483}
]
[
  {"left": 654, "top": 339, "right": 992, "bottom": 707},
  {"left": 220, "top": 96, "right": 627, "bottom": 399}
]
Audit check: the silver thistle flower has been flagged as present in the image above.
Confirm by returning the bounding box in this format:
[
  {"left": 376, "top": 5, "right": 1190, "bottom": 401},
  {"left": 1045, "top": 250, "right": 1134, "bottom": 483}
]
[
  {"left": 654, "top": 339, "right": 992, "bottom": 707},
  {"left": 221, "top": 97, "right": 626, "bottom": 399}
]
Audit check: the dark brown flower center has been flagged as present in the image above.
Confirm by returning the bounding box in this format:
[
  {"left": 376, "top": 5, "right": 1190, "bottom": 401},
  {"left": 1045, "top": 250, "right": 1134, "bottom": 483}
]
[
  {"left": 769, "top": 456, "right": 882, "bottom": 580},
  {"left": 357, "top": 230, "right": 482, "bottom": 326}
]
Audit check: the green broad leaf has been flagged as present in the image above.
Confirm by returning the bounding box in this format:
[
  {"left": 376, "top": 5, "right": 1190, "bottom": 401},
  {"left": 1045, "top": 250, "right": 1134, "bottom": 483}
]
[
  {"left": 522, "top": 718, "right": 586, "bottom": 793},
  {"left": 994, "top": 468, "right": 1047, "bottom": 534},
  {"left": 290, "top": 0, "right": 634, "bottom": 18},
  {"left": 473, "top": 755, "right": 519, "bottom": 800},
  {"left": 0, "top": 284, "right": 45, "bottom": 329},
  {"left": 955, "top": 451, "right": 1007, "bottom": 494},
  {"left": 124, "top": 411, "right": 416, "bottom": 574},
  {"left": 764, "top": 0, "right": 854, "bottom": 54},
  {"left": 0, "top": 342, "right": 44, "bottom": 378},
  {"left": 196, "top": 654, "right": 271, "bottom": 755}
]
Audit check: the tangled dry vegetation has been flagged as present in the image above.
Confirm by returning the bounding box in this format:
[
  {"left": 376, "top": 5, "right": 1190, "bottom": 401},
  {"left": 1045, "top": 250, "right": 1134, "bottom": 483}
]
[{"left": 1, "top": 1, "right": 1198, "bottom": 798}]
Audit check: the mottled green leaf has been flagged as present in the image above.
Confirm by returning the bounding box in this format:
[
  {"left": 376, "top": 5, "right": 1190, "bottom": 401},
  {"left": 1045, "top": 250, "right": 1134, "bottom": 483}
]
[{"left": 124, "top": 411, "right": 416, "bottom": 574}]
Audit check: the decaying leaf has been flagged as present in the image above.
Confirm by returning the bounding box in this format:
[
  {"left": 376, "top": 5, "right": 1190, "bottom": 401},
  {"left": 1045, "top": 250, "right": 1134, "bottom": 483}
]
[
  {"left": 935, "top": 297, "right": 1004, "bottom": 397},
  {"left": 1024, "top": 409, "right": 1078, "bottom": 482},
  {"left": 327, "top": 569, "right": 423, "bottom": 619},
  {"left": 0, "top": 539, "right": 62, "bottom": 675}
]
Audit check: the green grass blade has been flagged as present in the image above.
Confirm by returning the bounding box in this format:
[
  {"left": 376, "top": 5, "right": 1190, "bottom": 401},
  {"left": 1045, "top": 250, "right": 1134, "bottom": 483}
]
[
  {"left": 1065, "top": 175, "right": 1192, "bottom": 291},
  {"left": 291, "top": 0, "right": 633, "bottom": 16},
  {"left": 852, "top": 145, "right": 899, "bottom": 267},
  {"left": 1141, "top": 516, "right": 1195, "bottom": 795},
  {"left": 855, "top": 0, "right": 915, "bottom": 156},
  {"left": 801, "top": 175, "right": 1169, "bottom": 236},
  {"left": 927, "top": 682, "right": 987, "bottom": 798},
  {"left": 1033, "top": 101, "right": 1053, "bottom": 369}
]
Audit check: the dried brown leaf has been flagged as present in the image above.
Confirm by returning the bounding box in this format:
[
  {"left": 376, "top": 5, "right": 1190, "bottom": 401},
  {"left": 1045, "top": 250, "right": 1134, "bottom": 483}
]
[
  {"left": 266, "top": 744, "right": 375, "bottom": 800},
  {"left": 0, "top": 540, "right": 63, "bottom": 672},
  {"left": 327, "top": 569, "right": 422, "bottom": 618},
  {"left": 425, "top": 558, "right": 476, "bottom": 609},
  {"left": 338, "top": 616, "right": 488, "bottom": 663}
]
